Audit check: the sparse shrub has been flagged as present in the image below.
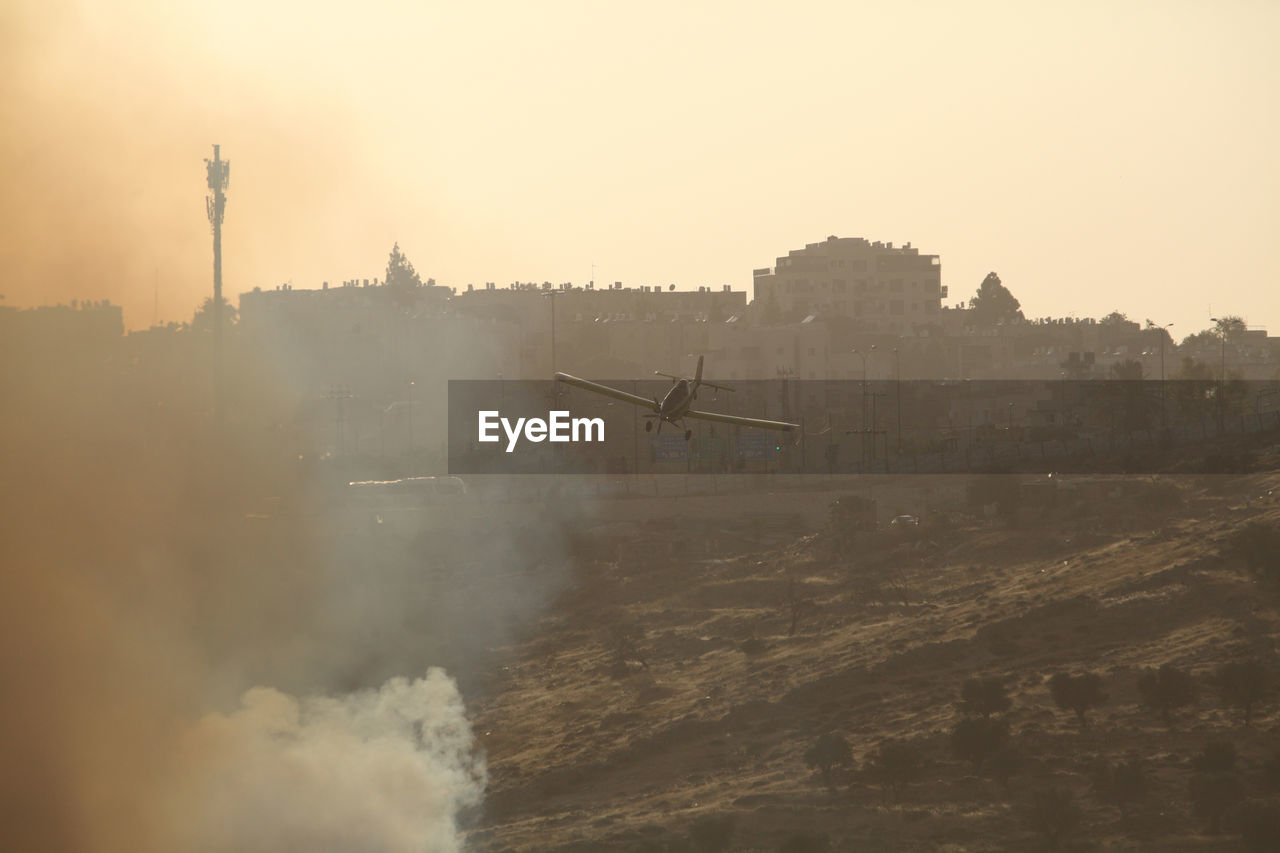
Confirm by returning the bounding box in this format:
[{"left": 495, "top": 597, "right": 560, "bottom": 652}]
[
  {"left": 1191, "top": 739, "right": 1238, "bottom": 773},
  {"left": 739, "top": 636, "right": 767, "bottom": 656},
  {"left": 1214, "top": 659, "right": 1276, "bottom": 726},
  {"left": 961, "top": 676, "right": 1012, "bottom": 717},
  {"left": 1190, "top": 772, "right": 1246, "bottom": 834},
  {"left": 950, "top": 716, "right": 1010, "bottom": 768},
  {"left": 865, "top": 738, "right": 924, "bottom": 799},
  {"left": 1090, "top": 758, "right": 1148, "bottom": 816},
  {"left": 1049, "top": 671, "right": 1107, "bottom": 726},
  {"left": 804, "top": 732, "right": 852, "bottom": 791},
  {"left": 1238, "top": 799, "right": 1280, "bottom": 852},
  {"left": 688, "top": 813, "right": 736, "bottom": 853},
  {"left": 1019, "top": 786, "right": 1082, "bottom": 849},
  {"left": 1137, "top": 664, "right": 1198, "bottom": 727},
  {"left": 1226, "top": 522, "right": 1280, "bottom": 582},
  {"left": 777, "top": 831, "right": 830, "bottom": 853}
]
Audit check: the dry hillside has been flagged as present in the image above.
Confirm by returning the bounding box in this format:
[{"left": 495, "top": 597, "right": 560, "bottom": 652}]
[{"left": 464, "top": 466, "right": 1280, "bottom": 852}]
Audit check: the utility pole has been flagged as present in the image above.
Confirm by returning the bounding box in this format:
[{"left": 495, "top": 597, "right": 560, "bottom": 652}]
[{"left": 205, "top": 144, "right": 230, "bottom": 421}]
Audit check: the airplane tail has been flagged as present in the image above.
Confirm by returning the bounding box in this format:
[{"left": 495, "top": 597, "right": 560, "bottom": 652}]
[{"left": 695, "top": 355, "right": 704, "bottom": 385}]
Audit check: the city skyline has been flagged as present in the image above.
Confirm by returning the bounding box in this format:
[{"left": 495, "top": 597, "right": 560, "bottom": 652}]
[{"left": 2, "top": 1, "right": 1277, "bottom": 336}]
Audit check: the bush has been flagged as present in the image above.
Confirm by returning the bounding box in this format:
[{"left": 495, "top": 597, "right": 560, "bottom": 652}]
[
  {"left": 1090, "top": 758, "right": 1148, "bottom": 815},
  {"left": 1225, "top": 522, "right": 1280, "bottom": 581},
  {"left": 1019, "top": 786, "right": 1082, "bottom": 849},
  {"left": 804, "top": 732, "right": 852, "bottom": 791},
  {"left": 1049, "top": 671, "right": 1107, "bottom": 726},
  {"left": 1214, "top": 660, "right": 1276, "bottom": 726},
  {"left": 688, "top": 814, "right": 736, "bottom": 853},
  {"left": 985, "top": 745, "right": 1023, "bottom": 793},
  {"left": 1262, "top": 750, "right": 1280, "bottom": 791},
  {"left": 1136, "top": 664, "right": 1198, "bottom": 727},
  {"left": 1239, "top": 799, "right": 1280, "bottom": 853},
  {"left": 777, "top": 832, "right": 830, "bottom": 853},
  {"left": 950, "top": 716, "right": 1010, "bottom": 768},
  {"left": 1191, "top": 739, "right": 1238, "bottom": 774},
  {"left": 961, "top": 676, "right": 1013, "bottom": 717},
  {"left": 865, "top": 739, "right": 924, "bottom": 799}
]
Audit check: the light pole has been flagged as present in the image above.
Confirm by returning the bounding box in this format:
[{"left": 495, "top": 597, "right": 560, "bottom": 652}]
[
  {"left": 1145, "top": 320, "right": 1173, "bottom": 430},
  {"left": 851, "top": 347, "right": 868, "bottom": 467},
  {"left": 1210, "top": 317, "right": 1226, "bottom": 431},
  {"left": 893, "top": 345, "right": 902, "bottom": 455},
  {"left": 407, "top": 379, "right": 415, "bottom": 452}
]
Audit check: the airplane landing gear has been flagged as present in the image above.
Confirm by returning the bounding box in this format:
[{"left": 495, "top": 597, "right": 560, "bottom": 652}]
[
  {"left": 644, "top": 420, "right": 654, "bottom": 433},
  {"left": 684, "top": 429, "right": 693, "bottom": 441}
]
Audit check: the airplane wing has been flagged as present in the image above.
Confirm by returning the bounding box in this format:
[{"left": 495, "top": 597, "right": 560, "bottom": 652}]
[
  {"left": 685, "top": 409, "right": 798, "bottom": 432},
  {"left": 555, "top": 373, "right": 658, "bottom": 411}
]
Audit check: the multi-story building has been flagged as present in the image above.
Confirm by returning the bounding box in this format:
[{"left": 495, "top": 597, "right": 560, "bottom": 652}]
[
  {"left": 451, "top": 281, "right": 746, "bottom": 378},
  {"left": 752, "top": 236, "right": 945, "bottom": 333}
]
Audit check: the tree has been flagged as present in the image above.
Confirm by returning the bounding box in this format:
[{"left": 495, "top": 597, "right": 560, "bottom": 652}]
[
  {"left": 1049, "top": 672, "right": 1107, "bottom": 726},
  {"left": 804, "top": 732, "right": 852, "bottom": 791},
  {"left": 864, "top": 739, "right": 924, "bottom": 800},
  {"left": 688, "top": 814, "right": 736, "bottom": 853},
  {"left": 1239, "top": 799, "right": 1280, "bottom": 853},
  {"left": 1226, "top": 523, "right": 1280, "bottom": 584},
  {"left": 960, "top": 676, "right": 1013, "bottom": 717},
  {"left": 950, "top": 716, "right": 1009, "bottom": 768},
  {"left": 1090, "top": 758, "right": 1148, "bottom": 818},
  {"left": 1262, "top": 750, "right": 1280, "bottom": 791},
  {"left": 1190, "top": 772, "right": 1245, "bottom": 834},
  {"left": 1191, "top": 739, "right": 1238, "bottom": 773},
  {"left": 1019, "top": 786, "right": 1082, "bottom": 849},
  {"left": 1109, "top": 358, "right": 1145, "bottom": 380},
  {"left": 1137, "top": 665, "right": 1198, "bottom": 727},
  {"left": 385, "top": 242, "right": 423, "bottom": 289},
  {"left": 778, "top": 833, "right": 830, "bottom": 853},
  {"left": 1100, "top": 310, "right": 1131, "bottom": 326},
  {"left": 190, "top": 295, "right": 238, "bottom": 333},
  {"left": 985, "top": 745, "right": 1023, "bottom": 793},
  {"left": 1214, "top": 660, "right": 1276, "bottom": 726},
  {"left": 967, "top": 272, "right": 1024, "bottom": 325}
]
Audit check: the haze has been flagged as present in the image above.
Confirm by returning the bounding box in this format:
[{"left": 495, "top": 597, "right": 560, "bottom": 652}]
[{"left": 2, "top": 0, "right": 1277, "bottom": 334}]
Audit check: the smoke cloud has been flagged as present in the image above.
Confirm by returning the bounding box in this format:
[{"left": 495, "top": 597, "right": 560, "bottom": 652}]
[{"left": 171, "top": 670, "right": 485, "bottom": 853}]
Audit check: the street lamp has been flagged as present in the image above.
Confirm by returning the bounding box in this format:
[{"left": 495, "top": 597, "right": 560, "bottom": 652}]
[
  {"left": 407, "top": 379, "right": 415, "bottom": 452},
  {"left": 893, "top": 345, "right": 902, "bottom": 454},
  {"left": 851, "top": 347, "right": 868, "bottom": 467}
]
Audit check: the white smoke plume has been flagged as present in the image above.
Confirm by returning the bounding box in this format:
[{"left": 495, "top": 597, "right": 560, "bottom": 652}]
[{"left": 170, "top": 669, "right": 485, "bottom": 853}]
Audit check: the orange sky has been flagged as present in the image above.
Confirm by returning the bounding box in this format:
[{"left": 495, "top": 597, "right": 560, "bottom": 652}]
[{"left": 2, "top": 0, "right": 1277, "bottom": 335}]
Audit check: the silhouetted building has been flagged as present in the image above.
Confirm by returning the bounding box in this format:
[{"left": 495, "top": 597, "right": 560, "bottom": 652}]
[{"left": 752, "top": 236, "right": 944, "bottom": 332}]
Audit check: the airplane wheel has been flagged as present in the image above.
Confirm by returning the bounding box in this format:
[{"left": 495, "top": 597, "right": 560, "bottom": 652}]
[
  {"left": 644, "top": 421, "right": 653, "bottom": 433},
  {"left": 684, "top": 430, "right": 693, "bottom": 441}
]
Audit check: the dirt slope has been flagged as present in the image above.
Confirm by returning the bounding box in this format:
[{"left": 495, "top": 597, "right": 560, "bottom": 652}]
[{"left": 465, "top": 470, "right": 1280, "bottom": 852}]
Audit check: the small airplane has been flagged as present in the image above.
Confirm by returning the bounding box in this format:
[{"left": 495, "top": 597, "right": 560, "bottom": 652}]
[{"left": 555, "top": 355, "right": 798, "bottom": 441}]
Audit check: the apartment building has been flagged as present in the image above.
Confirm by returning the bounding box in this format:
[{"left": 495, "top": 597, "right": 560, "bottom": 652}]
[{"left": 752, "top": 236, "right": 945, "bottom": 332}]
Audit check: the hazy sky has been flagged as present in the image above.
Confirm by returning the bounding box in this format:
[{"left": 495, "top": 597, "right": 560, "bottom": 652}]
[{"left": 3, "top": 1, "right": 1277, "bottom": 336}]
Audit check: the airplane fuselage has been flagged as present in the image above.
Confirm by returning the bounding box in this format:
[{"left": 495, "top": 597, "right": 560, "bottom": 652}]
[{"left": 658, "top": 379, "right": 694, "bottom": 421}]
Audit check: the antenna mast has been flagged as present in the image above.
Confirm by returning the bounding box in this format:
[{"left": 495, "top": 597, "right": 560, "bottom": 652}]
[{"left": 205, "top": 144, "right": 230, "bottom": 420}]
